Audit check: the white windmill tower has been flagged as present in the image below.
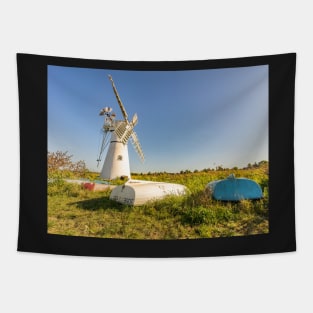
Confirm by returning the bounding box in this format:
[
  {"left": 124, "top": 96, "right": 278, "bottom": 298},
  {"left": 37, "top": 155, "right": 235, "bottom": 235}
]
[{"left": 97, "top": 75, "right": 144, "bottom": 180}]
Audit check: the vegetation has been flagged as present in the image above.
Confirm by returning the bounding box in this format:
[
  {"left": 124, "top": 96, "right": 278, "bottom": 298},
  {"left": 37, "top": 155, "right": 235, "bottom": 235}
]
[
  {"left": 48, "top": 153, "right": 269, "bottom": 239},
  {"left": 48, "top": 151, "right": 88, "bottom": 179}
]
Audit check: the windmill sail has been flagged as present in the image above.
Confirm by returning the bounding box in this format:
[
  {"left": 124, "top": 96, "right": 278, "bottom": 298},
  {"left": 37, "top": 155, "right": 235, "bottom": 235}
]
[
  {"left": 114, "top": 122, "right": 127, "bottom": 141},
  {"left": 130, "top": 131, "right": 144, "bottom": 162},
  {"left": 108, "top": 75, "right": 144, "bottom": 162},
  {"left": 115, "top": 122, "right": 134, "bottom": 144},
  {"left": 108, "top": 75, "right": 128, "bottom": 121}
]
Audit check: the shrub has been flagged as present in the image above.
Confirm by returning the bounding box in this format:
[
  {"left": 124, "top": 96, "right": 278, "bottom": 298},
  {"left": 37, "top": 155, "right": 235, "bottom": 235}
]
[{"left": 48, "top": 151, "right": 88, "bottom": 179}]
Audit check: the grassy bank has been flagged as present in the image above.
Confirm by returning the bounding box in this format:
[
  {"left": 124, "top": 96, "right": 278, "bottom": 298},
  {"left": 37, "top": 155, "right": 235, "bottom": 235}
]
[{"left": 48, "top": 165, "right": 269, "bottom": 239}]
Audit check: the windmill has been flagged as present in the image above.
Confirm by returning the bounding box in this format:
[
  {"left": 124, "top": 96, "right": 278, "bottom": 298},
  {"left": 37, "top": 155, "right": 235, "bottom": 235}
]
[{"left": 97, "top": 75, "right": 144, "bottom": 180}]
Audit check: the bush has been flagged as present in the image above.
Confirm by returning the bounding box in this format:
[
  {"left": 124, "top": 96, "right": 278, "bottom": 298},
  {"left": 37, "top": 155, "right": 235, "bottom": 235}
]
[{"left": 48, "top": 151, "right": 88, "bottom": 179}]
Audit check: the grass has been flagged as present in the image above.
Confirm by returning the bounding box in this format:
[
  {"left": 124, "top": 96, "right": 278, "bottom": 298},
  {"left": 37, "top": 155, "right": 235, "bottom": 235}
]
[{"left": 48, "top": 165, "right": 269, "bottom": 239}]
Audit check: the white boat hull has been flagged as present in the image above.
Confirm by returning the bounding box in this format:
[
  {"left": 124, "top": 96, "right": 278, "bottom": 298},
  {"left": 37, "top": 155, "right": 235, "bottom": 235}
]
[{"left": 110, "top": 180, "right": 188, "bottom": 205}]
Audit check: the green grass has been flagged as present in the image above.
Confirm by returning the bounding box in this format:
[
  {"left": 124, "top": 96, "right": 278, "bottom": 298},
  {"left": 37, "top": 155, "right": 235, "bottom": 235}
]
[{"left": 48, "top": 166, "right": 269, "bottom": 239}]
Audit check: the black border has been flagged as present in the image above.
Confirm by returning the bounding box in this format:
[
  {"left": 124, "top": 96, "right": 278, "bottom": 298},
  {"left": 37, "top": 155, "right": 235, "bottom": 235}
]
[{"left": 17, "top": 53, "right": 296, "bottom": 257}]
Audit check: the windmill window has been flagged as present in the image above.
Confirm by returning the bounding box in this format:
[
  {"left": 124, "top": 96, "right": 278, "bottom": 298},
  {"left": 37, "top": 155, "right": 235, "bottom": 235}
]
[{"left": 117, "top": 155, "right": 123, "bottom": 161}]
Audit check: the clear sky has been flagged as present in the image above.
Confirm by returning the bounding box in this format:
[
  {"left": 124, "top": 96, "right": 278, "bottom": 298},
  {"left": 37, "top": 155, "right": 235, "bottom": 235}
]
[{"left": 48, "top": 64, "right": 268, "bottom": 173}]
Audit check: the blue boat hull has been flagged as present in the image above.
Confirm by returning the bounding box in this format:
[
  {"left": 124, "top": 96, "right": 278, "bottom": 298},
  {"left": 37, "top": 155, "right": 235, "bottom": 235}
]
[{"left": 206, "top": 177, "right": 262, "bottom": 201}]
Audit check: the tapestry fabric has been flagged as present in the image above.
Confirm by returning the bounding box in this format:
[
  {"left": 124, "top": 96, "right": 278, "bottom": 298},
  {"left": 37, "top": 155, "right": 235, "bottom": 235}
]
[{"left": 17, "top": 53, "right": 296, "bottom": 257}]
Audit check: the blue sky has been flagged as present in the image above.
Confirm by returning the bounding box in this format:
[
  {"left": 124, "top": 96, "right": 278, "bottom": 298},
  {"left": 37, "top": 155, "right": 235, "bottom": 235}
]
[{"left": 48, "top": 64, "right": 268, "bottom": 173}]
